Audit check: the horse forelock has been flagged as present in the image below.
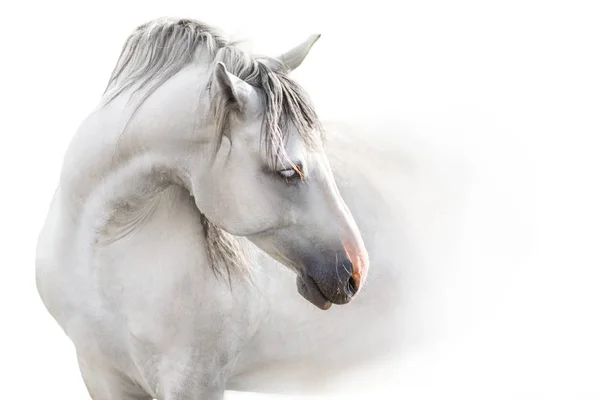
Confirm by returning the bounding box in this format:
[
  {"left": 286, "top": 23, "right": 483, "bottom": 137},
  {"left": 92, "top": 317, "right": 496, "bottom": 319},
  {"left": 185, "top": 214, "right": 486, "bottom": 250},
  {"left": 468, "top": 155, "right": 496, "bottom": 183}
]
[{"left": 207, "top": 46, "right": 324, "bottom": 168}]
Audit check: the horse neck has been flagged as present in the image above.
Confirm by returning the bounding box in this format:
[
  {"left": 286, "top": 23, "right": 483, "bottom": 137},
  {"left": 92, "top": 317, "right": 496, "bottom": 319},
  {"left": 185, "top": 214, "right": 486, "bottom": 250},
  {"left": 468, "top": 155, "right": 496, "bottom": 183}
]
[{"left": 59, "top": 64, "right": 214, "bottom": 225}]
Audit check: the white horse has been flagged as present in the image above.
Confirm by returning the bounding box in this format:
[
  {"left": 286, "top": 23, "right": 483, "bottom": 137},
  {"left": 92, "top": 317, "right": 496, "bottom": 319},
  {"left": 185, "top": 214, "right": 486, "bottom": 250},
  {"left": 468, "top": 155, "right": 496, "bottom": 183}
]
[{"left": 35, "top": 18, "right": 407, "bottom": 399}]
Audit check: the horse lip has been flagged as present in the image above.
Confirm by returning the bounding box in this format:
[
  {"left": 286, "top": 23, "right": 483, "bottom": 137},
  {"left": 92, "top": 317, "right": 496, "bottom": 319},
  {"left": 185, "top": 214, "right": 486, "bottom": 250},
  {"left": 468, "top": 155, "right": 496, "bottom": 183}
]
[{"left": 296, "top": 275, "right": 332, "bottom": 310}]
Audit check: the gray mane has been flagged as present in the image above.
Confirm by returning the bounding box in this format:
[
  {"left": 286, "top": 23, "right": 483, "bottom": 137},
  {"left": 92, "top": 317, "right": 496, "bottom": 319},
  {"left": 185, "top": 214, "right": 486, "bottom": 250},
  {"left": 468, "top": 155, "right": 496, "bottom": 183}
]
[
  {"left": 103, "top": 17, "right": 324, "bottom": 284},
  {"left": 207, "top": 45, "right": 323, "bottom": 166}
]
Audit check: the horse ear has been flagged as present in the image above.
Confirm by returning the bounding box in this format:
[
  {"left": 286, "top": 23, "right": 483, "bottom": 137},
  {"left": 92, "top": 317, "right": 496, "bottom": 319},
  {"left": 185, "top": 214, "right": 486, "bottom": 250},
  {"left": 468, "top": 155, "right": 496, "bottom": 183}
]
[
  {"left": 278, "top": 34, "right": 321, "bottom": 71},
  {"left": 213, "top": 62, "right": 251, "bottom": 108}
]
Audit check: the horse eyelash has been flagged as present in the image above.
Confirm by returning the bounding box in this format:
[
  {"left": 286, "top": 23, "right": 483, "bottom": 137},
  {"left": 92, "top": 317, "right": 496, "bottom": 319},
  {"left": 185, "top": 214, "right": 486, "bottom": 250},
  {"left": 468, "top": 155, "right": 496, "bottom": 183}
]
[{"left": 278, "top": 164, "right": 305, "bottom": 182}]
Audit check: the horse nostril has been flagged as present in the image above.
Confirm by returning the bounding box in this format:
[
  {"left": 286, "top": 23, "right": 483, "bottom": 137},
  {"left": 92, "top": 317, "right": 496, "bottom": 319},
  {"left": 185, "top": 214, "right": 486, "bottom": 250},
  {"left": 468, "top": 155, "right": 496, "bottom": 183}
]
[{"left": 346, "top": 275, "right": 359, "bottom": 297}]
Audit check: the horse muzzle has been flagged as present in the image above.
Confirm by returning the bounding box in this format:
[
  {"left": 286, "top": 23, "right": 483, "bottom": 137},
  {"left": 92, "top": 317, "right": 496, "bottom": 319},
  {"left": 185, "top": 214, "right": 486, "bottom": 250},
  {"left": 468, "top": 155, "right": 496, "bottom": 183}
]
[{"left": 296, "top": 249, "right": 365, "bottom": 310}]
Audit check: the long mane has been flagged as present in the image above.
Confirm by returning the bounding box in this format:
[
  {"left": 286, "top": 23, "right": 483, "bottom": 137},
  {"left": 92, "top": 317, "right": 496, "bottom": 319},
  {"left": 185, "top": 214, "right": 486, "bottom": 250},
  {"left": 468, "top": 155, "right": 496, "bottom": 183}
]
[{"left": 102, "top": 17, "right": 324, "bottom": 283}]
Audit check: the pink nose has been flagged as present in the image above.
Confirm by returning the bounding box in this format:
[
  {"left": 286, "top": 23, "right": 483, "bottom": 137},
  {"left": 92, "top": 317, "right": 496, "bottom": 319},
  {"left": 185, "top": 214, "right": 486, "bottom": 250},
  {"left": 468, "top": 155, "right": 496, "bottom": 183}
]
[{"left": 344, "top": 240, "right": 369, "bottom": 292}]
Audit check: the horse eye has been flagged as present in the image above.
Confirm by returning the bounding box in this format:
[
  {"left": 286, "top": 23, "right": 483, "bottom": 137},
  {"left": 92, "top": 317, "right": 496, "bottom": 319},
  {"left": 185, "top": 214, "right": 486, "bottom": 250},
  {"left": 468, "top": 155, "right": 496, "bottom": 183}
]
[{"left": 277, "top": 165, "right": 304, "bottom": 182}]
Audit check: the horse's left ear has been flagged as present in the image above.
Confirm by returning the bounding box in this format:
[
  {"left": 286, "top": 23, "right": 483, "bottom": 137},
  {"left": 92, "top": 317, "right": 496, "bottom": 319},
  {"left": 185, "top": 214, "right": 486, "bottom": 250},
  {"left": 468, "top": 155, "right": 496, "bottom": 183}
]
[
  {"left": 278, "top": 34, "right": 321, "bottom": 71},
  {"left": 213, "top": 62, "right": 252, "bottom": 109}
]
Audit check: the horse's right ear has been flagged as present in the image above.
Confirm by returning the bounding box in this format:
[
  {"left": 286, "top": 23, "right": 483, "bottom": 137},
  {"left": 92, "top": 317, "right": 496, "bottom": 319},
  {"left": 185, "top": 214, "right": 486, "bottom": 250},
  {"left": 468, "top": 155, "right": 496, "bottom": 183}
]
[{"left": 213, "top": 62, "right": 251, "bottom": 110}]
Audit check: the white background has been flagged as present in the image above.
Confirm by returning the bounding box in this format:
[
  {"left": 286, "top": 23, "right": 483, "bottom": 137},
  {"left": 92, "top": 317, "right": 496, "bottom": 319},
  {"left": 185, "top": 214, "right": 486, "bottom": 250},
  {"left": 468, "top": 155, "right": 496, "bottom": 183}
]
[{"left": 2, "top": 0, "right": 599, "bottom": 398}]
